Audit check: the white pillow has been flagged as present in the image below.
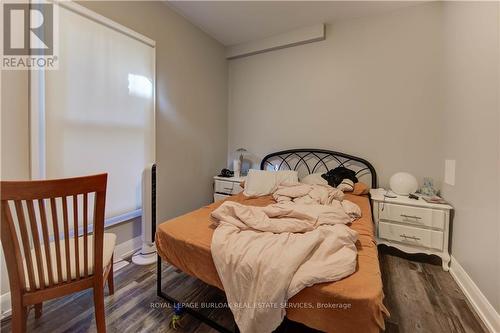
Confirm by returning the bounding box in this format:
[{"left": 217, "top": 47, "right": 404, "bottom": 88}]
[
  {"left": 276, "top": 170, "right": 300, "bottom": 186},
  {"left": 300, "top": 173, "right": 328, "bottom": 186},
  {"left": 244, "top": 170, "right": 299, "bottom": 196},
  {"left": 337, "top": 178, "right": 354, "bottom": 192}
]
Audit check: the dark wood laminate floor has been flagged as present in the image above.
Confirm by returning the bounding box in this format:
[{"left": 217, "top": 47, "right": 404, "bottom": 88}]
[
  {"left": 379, "top": 245, "right": 488, "bottom": 333},
  {"left": 1, "top": 246, "right": 488, "bottom": 333}
]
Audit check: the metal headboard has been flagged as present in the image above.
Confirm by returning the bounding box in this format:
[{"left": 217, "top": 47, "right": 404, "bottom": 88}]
[{"left": 260, "top": 148, "right": 377, "bottom": 188}]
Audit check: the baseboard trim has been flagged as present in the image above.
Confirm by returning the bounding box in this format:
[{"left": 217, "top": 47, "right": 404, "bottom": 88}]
[
  {"left": 449, "top": 256, "right": 500, "bottom": 333},
  {"left": 114, "top": 236, "right": 142, "bottom": 260},
  {"left": 0, "top": 236, "right": 143, "bottom": 321}
]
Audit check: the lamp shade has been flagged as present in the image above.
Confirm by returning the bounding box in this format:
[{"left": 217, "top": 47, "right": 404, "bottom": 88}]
[{"left": 389, "top": 172, "right": 418, "bottom": 195}]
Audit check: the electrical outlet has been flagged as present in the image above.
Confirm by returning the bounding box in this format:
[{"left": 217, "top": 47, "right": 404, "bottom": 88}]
[{"left": 444, "top": 160, "right": 456, "bottom": 186}]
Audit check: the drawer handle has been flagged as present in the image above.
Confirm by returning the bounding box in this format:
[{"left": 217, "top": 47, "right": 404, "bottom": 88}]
[
  {"left": 401, "top": 214, "right": 422, "bottom": 220},
  {"left": 400, "top": 234, "right": 421, "bottom": 241},
  {"left": 224, "top": 187, "right": 233, "bottom": 191}
]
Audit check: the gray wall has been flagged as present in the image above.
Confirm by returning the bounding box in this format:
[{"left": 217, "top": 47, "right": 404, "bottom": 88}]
[
  {"left": 1, "top": 1, "right": 227, "bottom": 295},
  {"left": 441, "top": 1, "right": 500, "bottom": 313},
  {"left": 228, "top": 2, "right": 444, "bottom": 187},
  {"left": 79, "top": 1, "right": 228, "bottom": 225}
]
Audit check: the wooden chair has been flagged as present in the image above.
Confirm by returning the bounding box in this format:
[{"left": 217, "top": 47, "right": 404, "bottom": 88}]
[{"left": 1, "top": 174, "right": 116, "bottom": 333}]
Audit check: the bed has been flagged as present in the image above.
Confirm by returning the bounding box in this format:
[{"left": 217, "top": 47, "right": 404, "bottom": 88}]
[{"left": 155, "top": 149, "right": 388, "bottom": 333}]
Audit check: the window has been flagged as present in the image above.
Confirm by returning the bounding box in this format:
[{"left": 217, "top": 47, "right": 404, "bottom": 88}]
[{"left": 30, "top": 2, "right": 156, "bottom": 227}]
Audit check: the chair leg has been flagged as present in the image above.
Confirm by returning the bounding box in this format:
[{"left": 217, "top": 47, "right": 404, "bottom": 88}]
[
  {"left": 34, "top": 303, "right": 43, "bottom": 319},
  {"left": 93, "top": 283, "right": 106, "bottom": 333},
  {"left": 11, "top": 298, "right": 27, "bottom": 333},
  {"left": 107, "top": 257, "right": 114, "bottom": 295}
]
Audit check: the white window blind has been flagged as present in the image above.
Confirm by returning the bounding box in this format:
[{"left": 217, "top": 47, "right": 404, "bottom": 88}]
[{"left": 31, "top": 2, "right": 155, "bottom": 226}]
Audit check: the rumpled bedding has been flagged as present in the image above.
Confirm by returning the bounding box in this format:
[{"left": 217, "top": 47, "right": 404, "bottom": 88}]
[
  {"left": 273, "top": 183, "right": 344, "bottom": 205},
  {"left": 273, "top": 184, "right": 361, "bottom": 219},
  {"left": 210, "top": 184, "right": 362, "bottom": 333}
]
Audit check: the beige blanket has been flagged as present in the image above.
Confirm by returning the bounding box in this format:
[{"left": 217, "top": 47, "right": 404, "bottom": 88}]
[
  {"left": 274, "top": 183, "right": 362, "bottom": 220},
  {"left": 273, "top": 183, "right": 344, "bottom": 205},
  {"left": 210, "top": 194, "right": 360, "bottom": 333}
]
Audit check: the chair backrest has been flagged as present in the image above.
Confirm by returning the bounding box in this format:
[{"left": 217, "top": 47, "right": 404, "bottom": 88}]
[{"left": 1, "top": 174, "right": 107, "bottom": 292}]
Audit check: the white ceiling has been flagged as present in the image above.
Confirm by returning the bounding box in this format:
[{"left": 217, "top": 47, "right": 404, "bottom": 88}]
[{"left": 167, "top": 1, "right": 421, "bottom": 46}]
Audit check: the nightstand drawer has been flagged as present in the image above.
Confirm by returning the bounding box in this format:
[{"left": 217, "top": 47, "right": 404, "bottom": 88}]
[
  {"left": 214, "top": 193, "right": 230, "bottom": 202},
  {"left": 379, "top": 203, "right": 445, "bottom": 230},
  {"left": 379, "top": 221, "right": 444, "bottom": 250},
  {"left": 214, "top": 180, "right": 243, "bottom": 195}
]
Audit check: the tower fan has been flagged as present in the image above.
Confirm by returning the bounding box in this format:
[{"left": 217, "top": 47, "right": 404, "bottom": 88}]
[{"left": 132, "top": 163, "right": 157, "bottom": 265}]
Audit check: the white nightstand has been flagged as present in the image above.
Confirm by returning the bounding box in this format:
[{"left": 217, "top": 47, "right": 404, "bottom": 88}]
[
  {"left": 370, "top": 188, "right": 453, "bottom": 271},
  {"left": 213, "top": 176, "right": 245, "bottom": 202}
]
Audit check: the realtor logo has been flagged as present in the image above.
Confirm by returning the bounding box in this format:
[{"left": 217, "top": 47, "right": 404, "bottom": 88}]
[{"left": 2, "top": 1, "right": 58, "bottom": 69}]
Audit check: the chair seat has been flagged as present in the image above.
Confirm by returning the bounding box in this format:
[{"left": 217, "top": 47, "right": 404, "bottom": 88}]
[{"left": 24, "top": 233, "right": 116, "bottom": 290}]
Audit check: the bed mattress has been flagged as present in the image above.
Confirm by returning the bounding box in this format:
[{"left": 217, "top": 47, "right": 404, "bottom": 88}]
[{"left": 156, "top": 192, "right": 388, "bottom": 333}]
